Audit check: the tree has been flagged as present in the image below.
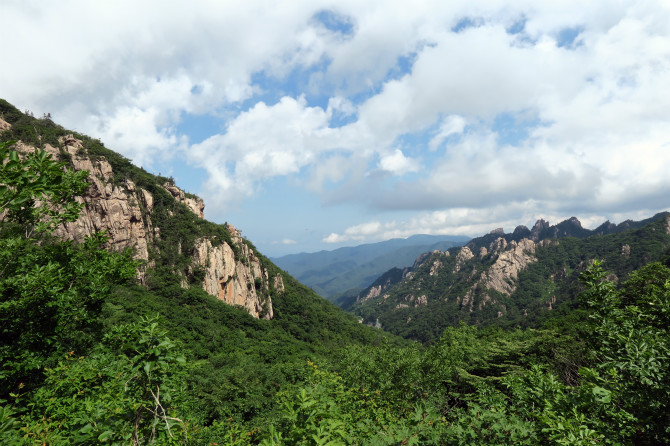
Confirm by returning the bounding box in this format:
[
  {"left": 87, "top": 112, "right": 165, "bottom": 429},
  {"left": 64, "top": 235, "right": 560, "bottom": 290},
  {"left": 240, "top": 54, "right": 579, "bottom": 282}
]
[
  {"left": 21, "top": 316, "right": 189, "bottom": 445},
  {"left": 0, "top": 140, "right": 89, "bottom": 237},
  {"left": 578, "top": 260, "right": 670, "bottom": 443},
  {"left": 0, "top": 140, "right": 136, "bottom": 394}
]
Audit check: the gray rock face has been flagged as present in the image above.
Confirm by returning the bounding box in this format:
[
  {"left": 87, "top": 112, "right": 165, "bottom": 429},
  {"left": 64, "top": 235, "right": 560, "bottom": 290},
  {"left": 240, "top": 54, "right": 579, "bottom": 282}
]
[
  {"left": 453, "top": 246, "right": 474, "bottom": 272},
  {"left": 161, "top": 183, "right": 205, "bottom": 218},
  {"left": 461, "top": 238, "right": 537, "bottom": 311},
  {"left": 191, "top": 234, "right": 276, "bottom": 319},
  {"left": 479, "top": 238, "right": 537, "bottom": 296},
  {"left": 17, "top": 135, "right": 278, "bottom": 319},
  {"left": 46, "top": 138, "right": 151, "bottom": 271}
]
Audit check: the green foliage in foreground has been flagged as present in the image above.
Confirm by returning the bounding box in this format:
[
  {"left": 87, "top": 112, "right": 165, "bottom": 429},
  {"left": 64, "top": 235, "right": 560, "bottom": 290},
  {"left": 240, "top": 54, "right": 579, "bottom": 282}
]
[{"left": 1, "top": 138, "right": 669, "bottom": 444}]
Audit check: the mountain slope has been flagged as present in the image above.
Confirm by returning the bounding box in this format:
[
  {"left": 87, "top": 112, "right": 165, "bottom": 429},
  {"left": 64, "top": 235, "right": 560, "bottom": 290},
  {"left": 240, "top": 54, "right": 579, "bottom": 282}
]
[
  {"left": 0, "top": 97, "right": 396, "bottom": 426},
  {"left": 353, "top": 214, "right": 670, "bottom": 342},
  {"left": 1, "top": 99, "right": 283, "bottom": 318},
  {"left": 273, "top": 234, "right": 468, "bottom": 302}
]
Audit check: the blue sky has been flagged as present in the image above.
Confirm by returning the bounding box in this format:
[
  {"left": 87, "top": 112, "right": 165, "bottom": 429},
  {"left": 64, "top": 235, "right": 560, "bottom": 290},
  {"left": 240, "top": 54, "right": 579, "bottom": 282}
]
[{"left": 2, "top": 0, "right": 670, "bottom": 256}]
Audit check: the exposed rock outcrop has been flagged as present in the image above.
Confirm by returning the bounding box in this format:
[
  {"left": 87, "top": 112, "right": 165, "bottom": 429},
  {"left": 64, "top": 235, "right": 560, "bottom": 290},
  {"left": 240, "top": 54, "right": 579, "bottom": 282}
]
[
  {"left": 0, "top": 117, "right": 11, "bottom": 131},
  {"left": 489, "top": 237, "right": 507, "bottom": 253},
  {"left": 14, "top": 135, "right": 277, "bottom": 319},
  {"left": 453, "top": 246, "right": 474, "bottom": 272},
  {"left": 191, "top": 235, "right": 274, "bottom": 319},
  {"left": 162, "top": 183, "right": 205, "bottom": 218},
  {"left": 273, "top": 274, "right": 285, "bottom": 294},
  {"left": 461, "top": 238, "right": 537, "bottom": 312},
  {"left": 479, "top": 238, "right": 536, "bottom": 296},
  {"left": 530, "top": 219, "right": 550, "bottom": 241},
  {"left": 414, "top": 294, "right": 428, "bottom": 307},
  {"left": 47, "top": 139, "right": 151, "bottom": 270},
  {"left": 363, "top": 285, "right": 383, "bottom": 301},
  {"left": 429, "top": 259, "right": 442, "bottom": 276}
]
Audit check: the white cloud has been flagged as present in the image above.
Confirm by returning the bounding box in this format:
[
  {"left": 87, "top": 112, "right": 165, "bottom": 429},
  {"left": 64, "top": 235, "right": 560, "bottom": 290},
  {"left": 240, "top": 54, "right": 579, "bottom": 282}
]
[
  {"left": 2, "top": 0, "right": 670, "bottom": 246},
  {"left": 321, "top": 199, "right": 669, "bottom": 244},
  {"left": 277, "top": 239, "right": 297, "bottom": 245},
  {"left": 0, "top": 0, "right": 332, "bottom": 166},
  {"left": 377, "top": 149, "right": 420, "bottom": 175},
  {"left": 189, "top": 95, "right": 365, "bottom": 206},
  {"left": 429, "top": 115, "right": 466, "bottom": 151},
  {"left": 327, "top": 96, "right": 357, "bottom": 117},
  {"left": 324, "top": 220, "right": 384, "bottom": 243}
]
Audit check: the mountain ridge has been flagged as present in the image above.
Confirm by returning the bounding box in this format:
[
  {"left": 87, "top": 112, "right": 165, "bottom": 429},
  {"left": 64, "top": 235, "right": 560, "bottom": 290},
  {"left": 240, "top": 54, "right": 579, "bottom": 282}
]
[
  {"left": 353, "top": 212, "right": 670, "bottom": 342},
  {"left": 273, "top": 234, "right": 469, "bottom": 302},
  {"left": 1, "top": 99, "right": 282, "bottom": 319}
]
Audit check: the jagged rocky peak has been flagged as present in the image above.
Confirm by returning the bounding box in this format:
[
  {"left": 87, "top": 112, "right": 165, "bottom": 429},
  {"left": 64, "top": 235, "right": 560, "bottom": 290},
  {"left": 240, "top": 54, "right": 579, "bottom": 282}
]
[
  {"left": 567, "top": 216, "right": 582, "bottom": 227},
  {"left": 225, "top": 222, "right": 242, "bottom": 241},
  {"left": 162, "top": 182, "right": 205, "bottom": 218},
  {"left": 512, "top": 225, "right": 530, "bottom": 238},
  {"left": 489, "top": 237, "right": 507, "bottom": 253},
  {"left": 595, "top": 220, "right": 616, "bottom": 234},
  {"left": 530, "top": 219, "right": 550, "bottom": 241},
  {"left": 454, "top": 246, "right": 474, "bottom": 272},
  {"left": 490, "top": 227, "right": 505, "bottom": 235}
]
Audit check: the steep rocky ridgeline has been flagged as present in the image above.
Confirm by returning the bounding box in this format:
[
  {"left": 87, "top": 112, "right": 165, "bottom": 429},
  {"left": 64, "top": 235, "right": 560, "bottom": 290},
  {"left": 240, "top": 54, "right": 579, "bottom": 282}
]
[
  {"left": 354, "top": 214, "right": 670, "bottom": 342},
  {"left": 6, "top": 122, "right": 280, "bottom": 319}
]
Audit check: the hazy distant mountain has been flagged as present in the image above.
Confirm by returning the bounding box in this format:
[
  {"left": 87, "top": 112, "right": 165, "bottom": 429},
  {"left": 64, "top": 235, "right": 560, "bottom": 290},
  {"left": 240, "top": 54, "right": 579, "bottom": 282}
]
[{"left": 272, "top": 234, "right": 470, "bottom": 303}]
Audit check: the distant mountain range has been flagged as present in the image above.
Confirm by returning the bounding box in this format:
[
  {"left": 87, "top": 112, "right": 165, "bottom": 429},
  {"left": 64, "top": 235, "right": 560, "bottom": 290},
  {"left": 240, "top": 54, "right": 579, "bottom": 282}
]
[
  {"left": 352, "top": 213, "right": 670, "bottom": 343},
  {"left": 272, "top": 234, "right": 470, "bottom": 304}
]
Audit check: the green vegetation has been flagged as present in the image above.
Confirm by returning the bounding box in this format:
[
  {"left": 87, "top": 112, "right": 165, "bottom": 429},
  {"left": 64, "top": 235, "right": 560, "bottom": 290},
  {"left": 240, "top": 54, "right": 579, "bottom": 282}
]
[
  {"left": 1, "top": 105, "right": 669, "bottom": 444},
  {"left": 354, "top": 215, "right": 670, "bottom": 343}
]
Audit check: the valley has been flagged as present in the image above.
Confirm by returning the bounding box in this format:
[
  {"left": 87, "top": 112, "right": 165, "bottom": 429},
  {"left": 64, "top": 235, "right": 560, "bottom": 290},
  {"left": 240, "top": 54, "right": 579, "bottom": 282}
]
[{"left": 1, "top": 100, "right": 669, "bottom": 444}]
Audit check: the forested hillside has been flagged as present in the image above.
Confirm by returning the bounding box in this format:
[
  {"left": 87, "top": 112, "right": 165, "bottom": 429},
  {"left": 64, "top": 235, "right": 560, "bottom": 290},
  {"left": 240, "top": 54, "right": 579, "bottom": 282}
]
[
  {"left": 1, "top": 101, "right": 669, "bottom": 444},
  {"left": 354, "top": 214, "right": 670, "bottom": 343}
]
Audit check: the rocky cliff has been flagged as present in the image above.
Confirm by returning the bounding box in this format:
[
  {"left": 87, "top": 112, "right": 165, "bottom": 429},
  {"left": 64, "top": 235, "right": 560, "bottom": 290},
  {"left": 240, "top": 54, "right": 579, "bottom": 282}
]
[
  {"left": 353, "top": 214, "right": 670, "bottom": 342},
  {"left": 8, "top": 125, "right": 279, "bottom": 319},
  {"left": 459, "top": 238, "right": 543, "bottom": 312},
  {"left": 191, "top": 225, "right": 280, "bottom": 319},
  {"left": 44, "top": 137, "right": 152, "bottom": 267}
]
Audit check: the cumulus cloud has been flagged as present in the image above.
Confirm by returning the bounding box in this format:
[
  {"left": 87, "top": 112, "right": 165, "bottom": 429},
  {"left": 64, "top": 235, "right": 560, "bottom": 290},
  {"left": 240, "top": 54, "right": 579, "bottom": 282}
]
[
  {"left": 0, "top": 0, "right": 330, "bottom": 165},
  {"left": 2, "top": 0, "right": 669, "bottom": 247},
  {"left": 190, "top": 96, "right": 338, "bottom": 198},
  {"left": 377, "top": 149, "right": 420, "bottom": 175}
]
